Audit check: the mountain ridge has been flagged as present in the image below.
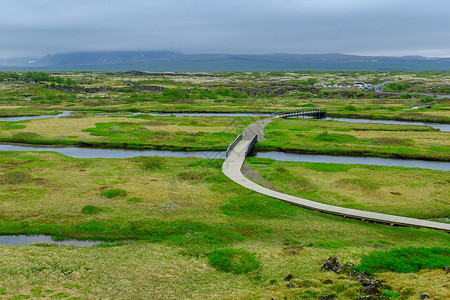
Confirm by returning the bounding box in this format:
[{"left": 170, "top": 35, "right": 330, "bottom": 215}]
[{"left": 1, "top": 51, "right": 449, "bottom": 71}]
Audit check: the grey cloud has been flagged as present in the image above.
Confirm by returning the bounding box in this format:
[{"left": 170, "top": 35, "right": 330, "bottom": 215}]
[{"left": 1, "top": 0, "right": 449, "bottom": 57}]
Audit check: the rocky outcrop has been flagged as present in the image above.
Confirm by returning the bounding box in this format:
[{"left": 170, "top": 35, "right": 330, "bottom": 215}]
[
  {"left": 320, "top": 256, "right": 342, "bottom": 273},
  {"left": 122, "top": 71, "right": 220, "bottom": 77}
]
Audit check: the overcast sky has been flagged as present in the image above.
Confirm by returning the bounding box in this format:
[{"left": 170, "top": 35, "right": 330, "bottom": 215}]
[{"left": 1, "top": 0, "right": 449, "bottom": 58}]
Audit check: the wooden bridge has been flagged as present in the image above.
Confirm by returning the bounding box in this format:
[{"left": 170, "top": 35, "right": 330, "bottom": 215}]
[
  {"left": 272, "top": 108, "right": 327, "bottom": 119},
  {"left": 222, "top": 117, "right": 450, "bottom": 232}
]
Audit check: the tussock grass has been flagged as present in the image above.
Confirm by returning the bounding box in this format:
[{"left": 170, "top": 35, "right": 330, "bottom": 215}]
[
  {"left": 100, "top": 188, "right": 127, "bottom": 198},
  {"left": 0, "top": 150, "right": 448, "bottom": 298},
  {"left": 260, "top": 118, "right": 449, "bottom": 161},
  {"left": 0, "top": 115, "right": 256, "bottom": 151},
  {"left": 356, "top": 247, "right": 450, "bottom": 274},
  {"left": 247, "top": 157, "right": 450, "bottom": 218},
  {"left": 208, "top": 248, "right": 261, "bottom": 274}
]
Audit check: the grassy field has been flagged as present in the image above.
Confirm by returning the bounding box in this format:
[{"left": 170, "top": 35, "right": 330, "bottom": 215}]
[
  {"left": 0, "top": 151, "right": 449, "bottom": 299},
  {"left": 258, "top": 118, "right": 450, "bottom": 161},
  {"left": 0, "top": 71, "right": 449, "bottom": 299},
  {"left": 246, "top": 158, "right": 450, "bottom": 219},
  {"left": 0, "top": 115, "right": 257, "bottom": 151},
  {"left": 1, "top": 71, "right": 449, "bottom": 123}
]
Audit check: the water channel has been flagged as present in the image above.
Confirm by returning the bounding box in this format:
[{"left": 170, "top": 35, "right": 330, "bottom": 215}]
[
  {"left": 0, "top": 111, "right": 449, "bottom": 131},
  {"left": 1, "top": 143, "right": 448, "bottom": 171},
  {"left": 0, "top": 235, "right": 105, "bottom": 247},
  {"left": 0, "top": 111, "right": 448, "bottom": 245}
]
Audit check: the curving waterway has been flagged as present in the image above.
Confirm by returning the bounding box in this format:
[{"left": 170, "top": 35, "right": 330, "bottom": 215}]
[
  {"left": 1, "top": 143, "right": 448, "bottom": 171},
  {"left": 1, "top": 111, "right": 448, "bottom": 131}
]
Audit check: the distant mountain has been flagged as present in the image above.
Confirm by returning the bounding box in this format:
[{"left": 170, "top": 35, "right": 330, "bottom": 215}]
[
  {"left": 35, "top": 51, "right": 181, "bottom": 67},
  {"left": 1, "top": 51, "right": 449, "bottom": 71}
]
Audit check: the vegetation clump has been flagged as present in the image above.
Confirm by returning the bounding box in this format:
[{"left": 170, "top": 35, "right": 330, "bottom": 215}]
[
  {"left": 100, "top": 188, "right": 127, "bottom": 198},
  {"left": 221, "top": 194, "right": 297, "bottom": 219},
  {"left": 81, "top": 205, "right": 102, "bottom": 215},
  {"left": 1, "top": 171, "right": 32, "bottom": 184},
  {"left": 141, "top": 156, "right": 164, "bottom": 170},
  {"left": 208, "top": 248, "right": 260, "bottom": 274},
  {"left": 356, "top": 247, "right": 450, "bottom": 274}
]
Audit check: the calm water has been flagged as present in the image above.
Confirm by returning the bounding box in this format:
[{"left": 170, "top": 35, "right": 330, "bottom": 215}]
[
  {"left": 0, "top": 144, "right": 226, "bottom": 159},
  {"left": 254, "top": 152, "right": 450, "bottom": 171},
  {"left": 0, "top": 235, "right": 105, "bottom": 247},
  {"left": 1, "top": 144, "right": 448, "bottom": 171},
  {"left": 0, "top": 111, "right": 448, "bottom": 131},
  {"left": 0, "top": 111, "right": 73, "bottom": 121}
]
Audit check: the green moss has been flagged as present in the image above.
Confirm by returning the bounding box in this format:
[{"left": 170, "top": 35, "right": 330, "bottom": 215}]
[
  {"left": 100, "top": 188, "right": 127, "bottom": 198},
  {"left": 221, "top": 194, "right": 297, "bottom": 219},
  {"left": 81, "top": 205, "right": 102, "bottom": 215},
  {"left": 356, "top": 247, "right": 450, "bottom": 274},
  {"left": 208, "top": 248, "right": 260, "bottom": 274}
]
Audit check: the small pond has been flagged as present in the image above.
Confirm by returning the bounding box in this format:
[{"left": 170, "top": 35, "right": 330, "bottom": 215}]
[{"left": 0, "top": 235, "right": 105, "bottom": 247}]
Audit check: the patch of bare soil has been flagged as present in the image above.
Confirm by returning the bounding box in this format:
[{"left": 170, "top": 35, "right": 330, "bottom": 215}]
[{"left": 241, "top": 162, "right": 282, "bottom": 192}]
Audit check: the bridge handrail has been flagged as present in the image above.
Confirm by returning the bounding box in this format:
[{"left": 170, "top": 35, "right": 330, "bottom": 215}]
[
  {"left": 245, "top": 135, "right": 258, "bottom": 157},
  {"left": 272, "top": 108, "right": 327, "bottom": 118},
  {"left": 226, "top": 135, "right": 242, "bottom": 157}
]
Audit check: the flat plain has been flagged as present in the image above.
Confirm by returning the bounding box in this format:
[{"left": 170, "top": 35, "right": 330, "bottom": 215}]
[{"left": 0, "top": 71, "right": 449, "bottom": 299}]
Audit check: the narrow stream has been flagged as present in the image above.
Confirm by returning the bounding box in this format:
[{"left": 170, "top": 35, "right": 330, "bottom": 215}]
[
  {"left": 0, "top": 235, "right": 105, "bottom": 247},
  {"left": 1, "top": 144, "right": 448, "bottom": 171},
  {"left": 254, "top": 152, "right": 450, "bottom": 171},
  {"left": 1, "top": 111, "right": 448, "bottom": 131}
]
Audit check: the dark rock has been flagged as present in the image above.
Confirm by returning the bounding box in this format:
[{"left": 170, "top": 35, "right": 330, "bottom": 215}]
[
  {"left": 357, "top": 273, "right": 382, "bottom": 288},
  {"left": 284, "top": 274, "right": 293, "bottom": 281},
  {"left": 342, "top": 262, "right": 358, "bottom": 276},
  {"left": 321, "top": 256, "right": 342, "bottom": 273},
  {"left": 286, "top": 282, "right": 294, "bottom": 289},
  {"left": 357, "top": 296, "right": 375, "bottom": 300},
  {"left": 318, "top": 293, "right": 336, "bottom": 300},
  {"left": 420, "top": 293, "right": 431, "bottom": 299},
  {"left": 361, "top": 285, "right": 380, "bottom": 296},
  {"left": 343, "top": 262, "right": 354, "bottom": 268}
]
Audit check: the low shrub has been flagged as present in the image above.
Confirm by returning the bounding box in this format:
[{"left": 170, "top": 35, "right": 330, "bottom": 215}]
[
  {"left": 208, "top": 248, "right": 260, "bottom": 274},
  {"left": 1, "top": 171, "right": 32, "bottom": 184},
  {"left": 344, "top": 105, "right": 358, "bottom": 111},
  {"left": 141, "top": 156, "right": 164, "bottom": 170},
  {"left": 126, "top": 197, "right": 142, "bottom": 203},
  {"left": 313, "top": 132, "right": 357, "bottom": 143},
  {"left": 221, "top": 194, "right": 297, "bottom": 219},
  {"left": 81, "top": 205, "right": 102, "bottom": 215},
  {"left": 176, "top": 170, "right": 211, "bottom": 181},
  {"left": 370, "top": 137, "right": 414, "bottom": 146},
  {"left": 355, "top": 247, "right": 450, "bottom": 274},
  {"left": 100, "top": 188, "right": 127, "bottom": 198}
]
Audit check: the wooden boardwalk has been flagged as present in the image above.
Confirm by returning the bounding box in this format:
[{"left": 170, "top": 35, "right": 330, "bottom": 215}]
[{"left": 222, "top": 118, "right": 450, "bottom": 232}]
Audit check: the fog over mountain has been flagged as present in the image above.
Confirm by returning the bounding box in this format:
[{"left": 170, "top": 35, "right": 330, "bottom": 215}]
[
  {"left": 1, "top": 1, "right": 449, "bottom": 59},
  {"left": 1, "top": 51, "right": 449, "bottom": 71}
]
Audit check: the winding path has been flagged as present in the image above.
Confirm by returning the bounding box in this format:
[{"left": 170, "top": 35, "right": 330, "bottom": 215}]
[{"left": 222, "top": 117, "right": 450, "bottom": 232}]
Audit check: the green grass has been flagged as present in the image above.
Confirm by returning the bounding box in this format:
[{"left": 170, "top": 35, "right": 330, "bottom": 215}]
[
  {"left": 247, "top": 157, "right": 450, "bottom": 218},
  {"left": 220, "top": 194, "right": 298, "bottom": 219},
  {"left": 208, "top": 248, "right": 261, "bottom": 274},
  {"left": 100, "top": 188, "right": 127, "bottom": 198},
  {"left": 0, "top": 151, "right": 449, "bottom": 299},
  {"left": 355, "top": 247, "right": 450, "bottom": 274},
  {"left": 0, "top": 115, "right": 256, "bottom": 151},
  {"left": 258, "top": 118, "right": 449, "bottom": 161}
]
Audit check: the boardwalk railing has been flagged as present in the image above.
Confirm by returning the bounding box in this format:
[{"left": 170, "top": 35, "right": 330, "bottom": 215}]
[
  {"left": 410, "top": 102, "right": 435, "bottom": 109},
  {"left": 245, "top": 135, "right": 258, "bottom": 157},
  {"left": 226, "top": 135, "right": 242, "bottom": 157},
  {"left": 222, "top": 118, "right": 450, "bottom": 232},
  {"left": 272, "top": 108, "right": 327, "bottom": 119}
]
